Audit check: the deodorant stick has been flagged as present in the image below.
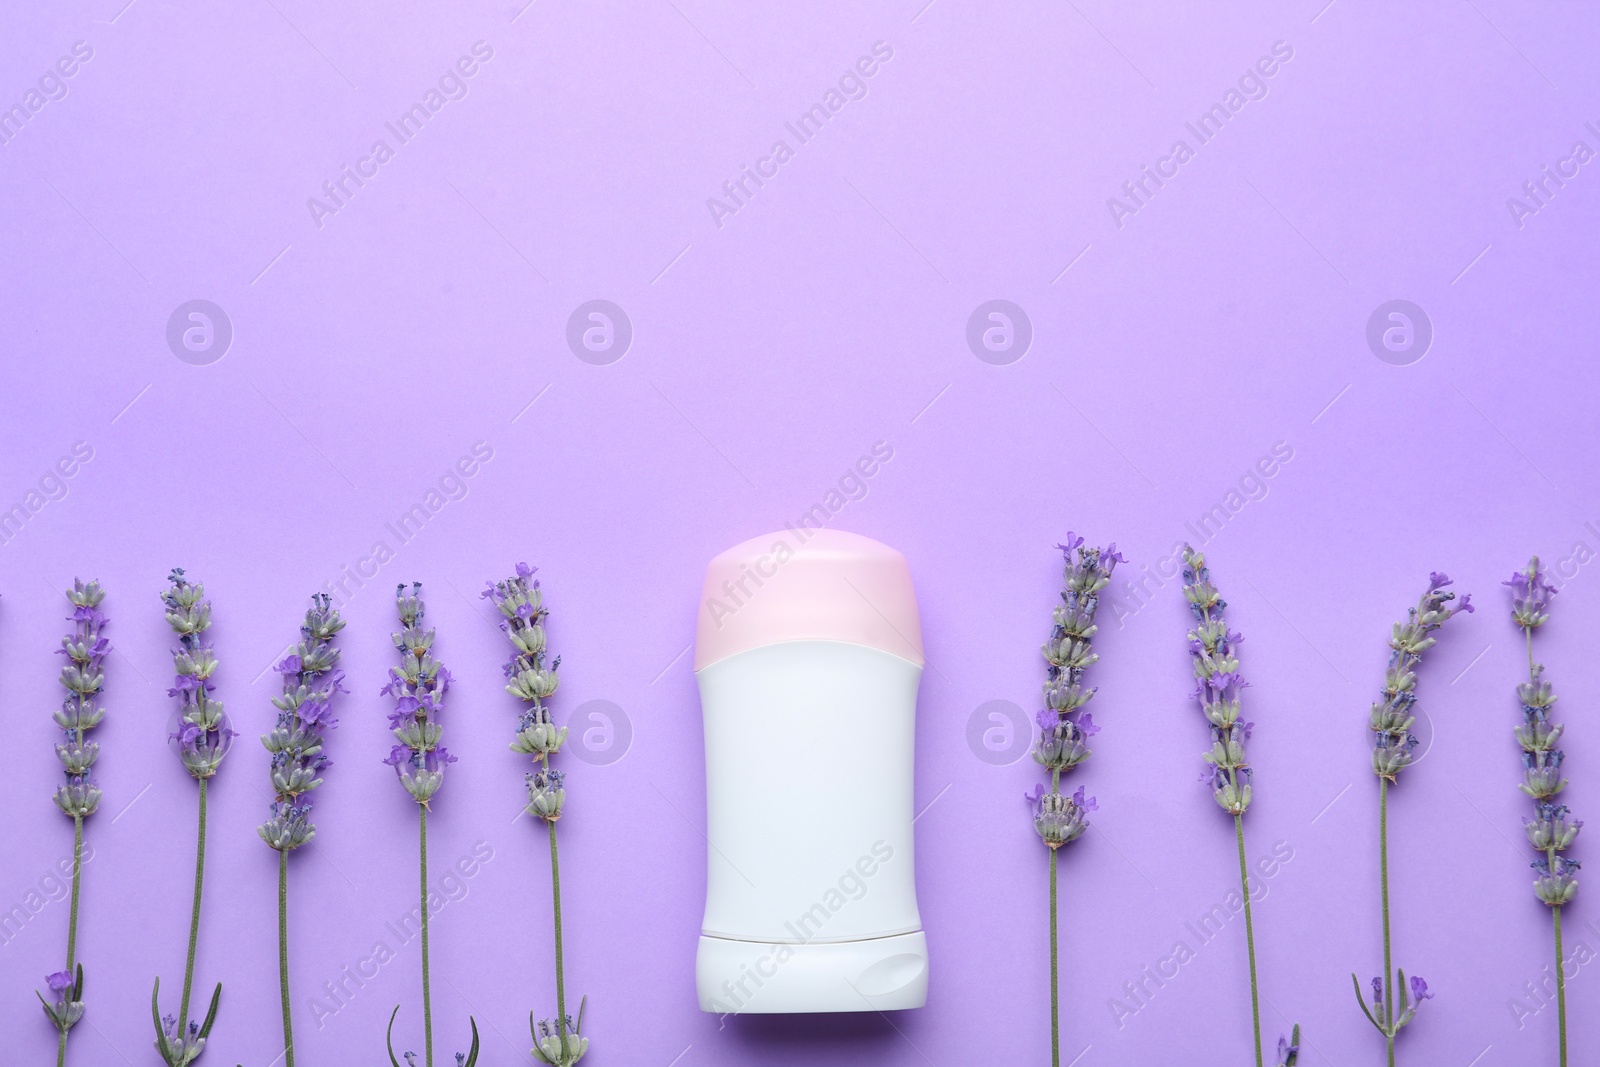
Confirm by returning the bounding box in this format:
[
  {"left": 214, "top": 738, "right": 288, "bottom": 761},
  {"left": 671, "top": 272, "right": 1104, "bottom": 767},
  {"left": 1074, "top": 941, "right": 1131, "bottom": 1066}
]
[{"left": 694, "top": 528, "right": 928, "bottom": 1014}]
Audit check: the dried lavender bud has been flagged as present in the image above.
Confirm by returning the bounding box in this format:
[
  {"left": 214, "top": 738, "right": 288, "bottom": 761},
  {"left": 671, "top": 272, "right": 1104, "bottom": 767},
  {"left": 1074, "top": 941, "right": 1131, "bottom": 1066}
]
[
  {"left": 1030, "top": 708, "right": 1096, "bottom": 773},
  {"left": 257, "top": 593, "right": 345, "bottom": 851},
  {"left": 526, "top": 768, "right": 567, "bottom": 821},
  {"left": 1534, "top": 855, "right": 1581, "bottom": 906},
  {"left": 1026, "top": 784, "right": 1095, "bottom": 848},
  {"left": 532, "top": 1012, "right": 588, "bottom": 1067}
]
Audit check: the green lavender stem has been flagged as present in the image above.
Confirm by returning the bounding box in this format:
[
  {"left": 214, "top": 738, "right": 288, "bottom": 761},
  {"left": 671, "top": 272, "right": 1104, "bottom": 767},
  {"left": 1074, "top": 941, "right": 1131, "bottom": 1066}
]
[
  {"left": 1379, "top": 775, "right": 1394, "bottom": 1067},
  {"left": 180, "top": 778, "right": 209, "bottom": 1037},
  {"left": 1234, "top": 814, "right": 1263, "bottom": 1067},
  {"left": 1553, "top": 904, "right": 1567, "bottom": 1067},
  {"left": 56, "top": 812, "right": 83, "bottom": 1067},
  {"left": 279, "top": 849, "right": 295, "bottom": 1067},
  {"left": 549, "top": 816, "right": 567, "bottom": 1044},
  {"left": 1525, "top": 626, "right": 1568, "bottom": 1067},
  {"left": 1049, "top": 764, "right": 1060, "bottom": 1067},
  {"left": 1049, "top": 846, "right": 1059, "bottom": 1067},
  {"left": 421, "top": 805, "right": 434, "bottom": 1067}
]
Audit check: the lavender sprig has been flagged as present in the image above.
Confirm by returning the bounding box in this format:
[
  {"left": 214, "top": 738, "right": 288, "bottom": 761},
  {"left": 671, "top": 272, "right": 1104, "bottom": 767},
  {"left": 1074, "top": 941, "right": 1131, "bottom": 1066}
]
[
  {"left": 1182, "top": 548, "right": 1299, "bottom": 1067},
  {"left": 260, "top": 593, "right": 345, "bottom": 1067},
  {"left": 1028, "top": 535, "right": 1118, "bottom": 1067},
  {"left": 1508, "top": 557, "right": 1575, "bottom": 1066},
  {"left": 153, "top": 570, "right": 229, "bottom": 1067},
  {"left": 1352, "top": 573, "right": 1470, "bottom": 1064},
  {"left": 483, "top": 564, "right": 587, "bottom": 1067},
  {"left": 39, "top": 580, "right": 107, "bottom": 1066},
  {"left": 382, "top": 584, "right": 478, "bottom": 1067}
]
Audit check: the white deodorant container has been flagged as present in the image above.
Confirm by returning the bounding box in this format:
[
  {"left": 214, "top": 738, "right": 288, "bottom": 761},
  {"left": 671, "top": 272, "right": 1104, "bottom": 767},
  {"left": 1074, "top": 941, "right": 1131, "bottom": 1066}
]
[{"left": 694, "top": 528, "right": 928, "bottom": 1014}]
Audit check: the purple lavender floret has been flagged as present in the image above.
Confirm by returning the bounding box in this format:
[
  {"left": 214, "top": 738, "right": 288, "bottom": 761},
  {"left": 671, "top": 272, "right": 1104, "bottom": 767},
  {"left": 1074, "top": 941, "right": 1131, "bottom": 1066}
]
[
  {"left": 1180, "top": 547, "right": 1253, "bottom": 815},
  {"left": 161, "top": 571, "right": 235, "bottom": 780},
  {"left": 1025, "top": 782, "right": 1095, "bottom": 848},
  {"left": 385, "top": 583, "right": 454, "bottom": 806},
  {"left": 258, "top": 593, "right": 345, "bottom": 851},
  {"left": 1368, "top": 572, "right": 1471, "bottom": 781}
]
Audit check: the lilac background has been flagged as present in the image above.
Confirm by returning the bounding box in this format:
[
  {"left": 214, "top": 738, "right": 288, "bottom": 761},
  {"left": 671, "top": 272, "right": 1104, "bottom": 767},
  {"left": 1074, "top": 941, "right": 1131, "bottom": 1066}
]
[{"left": 3, "top": 1, "right": 1599, "bottom": 1064}]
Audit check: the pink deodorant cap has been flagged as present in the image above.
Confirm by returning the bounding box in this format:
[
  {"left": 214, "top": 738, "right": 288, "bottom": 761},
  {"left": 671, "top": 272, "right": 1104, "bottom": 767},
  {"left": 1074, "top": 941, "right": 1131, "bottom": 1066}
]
[{"left": 694, "top": 528, "right": 924, "bottom": 671}]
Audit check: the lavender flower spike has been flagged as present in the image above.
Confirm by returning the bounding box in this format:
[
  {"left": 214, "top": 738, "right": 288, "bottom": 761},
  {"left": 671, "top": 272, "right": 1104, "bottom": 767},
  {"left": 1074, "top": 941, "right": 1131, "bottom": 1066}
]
[
  {"left": 1181, "top": 548, "right": 1252, "bottom": 817},
  {"left": 259, "top": 591, "right": 344, "bottom": 1067},
  {"left": 1508, "top": 556, "right": 1577, "bottom": 1066},
  {"left": 1352, "top": 571, "right": 1469, "bottom": 1065},
  {"left": 1181, "top": 547, "right": 1296, "bottom": 1067},
  {"left": 384, "top": 584, "right": 479, "bottom": 1067},
  {"left": 163, "top": 571, "right": 234, "bottom": 781},
  {"left": 385, "top": 584, "right": 455, "bottom": 806},
  {"left": 152, "top": 570, "right": 228, "bottom": 1067},
  {"left": 484, "top": 564, "right": 587, "bottom": 1067},
  {"left": 40, "top": 579, "right": 107, "bottom": 1065},
  {"left": 1368, "top": 573, "right": 1472, "bottom": 782},
  {"left": 1030, "top": 536, "right": 1120, "bottom": 1067},
  {"left": 260, "top": 593, "right": 346, "bottom": 851}
]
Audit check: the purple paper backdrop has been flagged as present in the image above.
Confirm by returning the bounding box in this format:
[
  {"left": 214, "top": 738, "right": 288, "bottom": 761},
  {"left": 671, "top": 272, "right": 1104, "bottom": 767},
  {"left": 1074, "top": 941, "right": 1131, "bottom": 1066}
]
[{"left": 3, "top": 1, "right": 1599, "bottom": 1064}]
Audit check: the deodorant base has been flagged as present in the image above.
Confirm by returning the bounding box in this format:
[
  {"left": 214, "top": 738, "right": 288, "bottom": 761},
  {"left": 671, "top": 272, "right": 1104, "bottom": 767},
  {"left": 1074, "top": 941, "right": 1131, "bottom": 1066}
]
[{"left": 696, "top": 931, "right": 928, "bottom": 1014}]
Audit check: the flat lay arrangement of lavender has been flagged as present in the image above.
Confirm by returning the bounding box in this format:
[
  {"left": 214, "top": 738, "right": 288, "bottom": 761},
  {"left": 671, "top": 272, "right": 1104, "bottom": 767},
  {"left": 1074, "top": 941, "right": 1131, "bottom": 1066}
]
[{"left": 17, "top": 546, "right": 1584, "bottom": 1066}]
